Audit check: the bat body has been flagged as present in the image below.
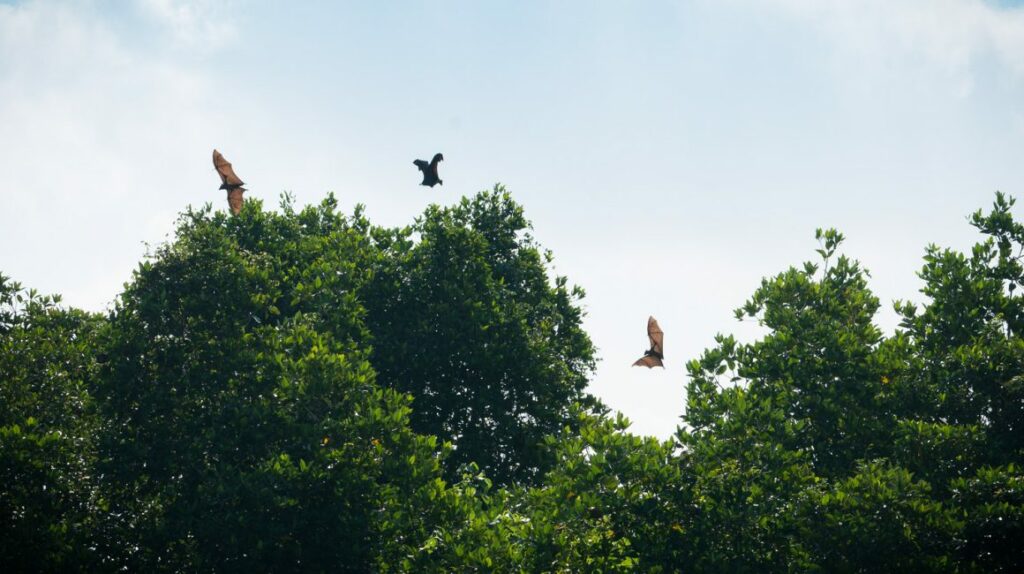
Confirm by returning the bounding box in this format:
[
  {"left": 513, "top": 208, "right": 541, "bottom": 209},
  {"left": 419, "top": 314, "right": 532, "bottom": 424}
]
[
  {"left": 632, "top": 316, "right": 664, "bottom": 368},
  {"left": 413, "top": 153, "right": 444, "bottom": 187},
  {"left": 212, "top": 149, "right": 246, "bottom": 215}
]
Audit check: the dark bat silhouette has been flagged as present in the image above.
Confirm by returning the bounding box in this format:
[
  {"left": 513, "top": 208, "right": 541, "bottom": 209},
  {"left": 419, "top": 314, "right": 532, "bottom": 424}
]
[
  {"left": 413, "top": 153, "right": 444, "bottom": 187},
  {"left": 212, "top": 149, "right": 246, "bottom": 215},
  {"left": 632, "top": 316, "right": 664, "bottom": 368}
]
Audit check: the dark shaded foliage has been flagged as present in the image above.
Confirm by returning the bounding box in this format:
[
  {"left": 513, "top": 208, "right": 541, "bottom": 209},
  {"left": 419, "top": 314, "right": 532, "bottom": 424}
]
[
  {"left": 92, "top": 198, "right": 452, "bottom": 571},
  {"left": 0, "top": 275, "right": 104, "bottom": 571},
  {"left": 362, "top": 186, "right": 600, "bottom": 485},
  {"left": 4, "top": 190, "right": 1024, "bottom": 572}
]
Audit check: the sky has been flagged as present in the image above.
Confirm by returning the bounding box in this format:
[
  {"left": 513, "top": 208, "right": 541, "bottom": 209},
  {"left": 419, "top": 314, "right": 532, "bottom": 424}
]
[{"left": 2, "top": 0, "right": 1024, "bottom": 438}]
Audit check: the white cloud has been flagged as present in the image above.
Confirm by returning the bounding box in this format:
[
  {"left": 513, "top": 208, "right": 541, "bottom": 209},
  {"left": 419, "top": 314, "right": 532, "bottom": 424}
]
[
  {"left": 138, "top": 0, "right": 239, "bottom": 49},
  {"left": 0, "top": 0, "right": 237, "bottom": 310},
  {"left": 763, "top": 0, "right": 1024, "bottom": 96}
]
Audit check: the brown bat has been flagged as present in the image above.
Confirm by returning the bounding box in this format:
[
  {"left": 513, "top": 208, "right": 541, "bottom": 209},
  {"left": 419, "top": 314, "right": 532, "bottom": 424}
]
[
  {"left": 632, "top": 316, "right": 664, "bottom": 368},
  {"left": 413, "top": 153, "right": 444, "bottom": 187},
  {"left": 212, "top": 149, "right": 246, "bottom": 215}
]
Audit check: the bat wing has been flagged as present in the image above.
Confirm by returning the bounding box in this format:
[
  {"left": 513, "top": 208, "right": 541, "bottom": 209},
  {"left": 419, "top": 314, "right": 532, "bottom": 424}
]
[
  {"left": 632, "top": 354, "right": 664, "bottom": 368},
  {"left": 213, "top": 149, "right": 244, "bottom": 188},
  {"left": 647, "top": 316, "right": 664, "bottom": 357},
  {"left": 413, "top": 159, "right": 429, "bottom": 172}
]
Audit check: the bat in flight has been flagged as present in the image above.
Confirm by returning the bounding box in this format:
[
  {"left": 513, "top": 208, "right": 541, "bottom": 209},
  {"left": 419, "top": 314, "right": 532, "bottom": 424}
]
[
  {"left": 632, "top": 316, "right": 664, "bottom": 368},
  {"left": 413, "top": 153, "right": 444, "bottom": 187},
  {"left": 212, "top": 149, "right": 246, "bottom": 215}
]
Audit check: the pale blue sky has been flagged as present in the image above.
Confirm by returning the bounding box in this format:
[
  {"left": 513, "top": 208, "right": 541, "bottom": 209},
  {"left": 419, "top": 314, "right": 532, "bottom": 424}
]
[{"left": 2, "top": 0, "right": 1023, "bottom": 437}]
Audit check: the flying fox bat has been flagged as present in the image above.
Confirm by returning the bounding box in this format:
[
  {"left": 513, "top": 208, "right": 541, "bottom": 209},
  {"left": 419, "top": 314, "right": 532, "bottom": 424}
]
[
  {"left": 632, "top": 316, "right": 664, "bottom": 368},
  {"left": 413, "top": 153, "right": 444, "bottom": 187},
  {"left": 212, "top": 149, "right": 246, "bottom": 215}
]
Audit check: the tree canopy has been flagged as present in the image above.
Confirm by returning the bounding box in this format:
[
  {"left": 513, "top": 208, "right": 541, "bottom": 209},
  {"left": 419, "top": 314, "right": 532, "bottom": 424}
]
[
  {"left": 2, "top": 188, "right": 1024, "bottom": 571},
  {"left": 361, "top": 188, "right": 599, "bottom": 485}
]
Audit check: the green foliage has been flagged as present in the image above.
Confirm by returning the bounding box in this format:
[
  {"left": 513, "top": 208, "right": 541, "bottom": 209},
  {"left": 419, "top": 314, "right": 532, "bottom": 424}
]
[
  {"left": 805, "top": 460, "right": 959, "bottom": 573},
  {"left": 896, "top": 192, "right": 1024, "bottom": 465},
  {"left": 675, "top": 195, "right": 1024, "bottom": 570},
  {"left": 385, "top": 463, "right": 523, "bottom": 573},
  {"left": 6, "top": 190, "right": 1024, "bottom": 571},
  {"left": 94, "top": 199, "right": 450, "bottom": 571},
  {"left": 678, "top": 225, "right": 898, "bottom": 570},
  {"left": 951, "top": 464, "right": 1024, "bottom": 572},
  {"left": 362, "top": 185, "right": 600, "bottom": 485},
  {"left": 511, "top": 409, "right": 682, "bottom": 572},
  {"left": 0, "top": 274, "right": 103, "bottom": 571},
  {"left": 893, "top": 420, "right": 984, "bottom": 490},
  {"left": 711, "top": 227, "right": 892, "bottom": 478},
  {"left": 679, "top": 379, "right": 820, "bottom": 572}
]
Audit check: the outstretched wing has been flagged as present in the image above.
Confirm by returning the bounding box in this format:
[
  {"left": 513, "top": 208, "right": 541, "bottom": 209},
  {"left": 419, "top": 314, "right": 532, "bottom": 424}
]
[
  {"left": 647, "top": 316, "right": 664, "bottom": 357},
  {"left": 213, "top": 150, "right": 244, "bottom": 188},
  {"left": 632, "top": 354, "right": 664, "bottom": 368},
  {"left": 413, "top": 159, "right": 429, "bottom": 172}
]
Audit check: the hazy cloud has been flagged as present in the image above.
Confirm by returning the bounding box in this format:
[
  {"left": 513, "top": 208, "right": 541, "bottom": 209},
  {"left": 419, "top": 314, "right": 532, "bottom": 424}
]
[
  {"left": 138, "top": 0, "right": 239, "bottom": 49},
  {"left": 0, "top": 0, "right": 233, "bottom": 309},
  {"left": 764, "top": 0, "right": 1024, "bottom": 96}
]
